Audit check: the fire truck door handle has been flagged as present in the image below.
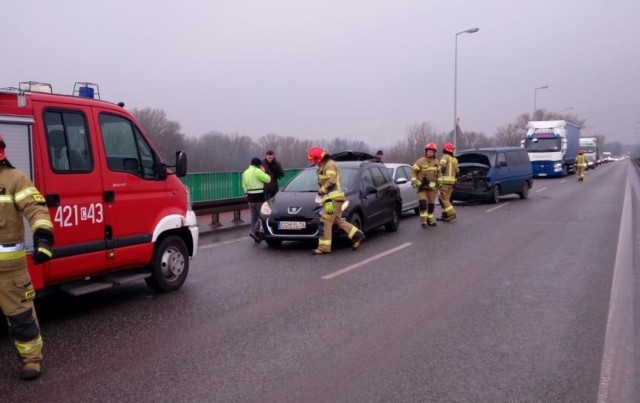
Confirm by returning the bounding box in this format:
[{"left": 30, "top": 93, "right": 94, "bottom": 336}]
[
  {"left": 103, "top": 190, "right": 115, "bottom": 202},
  {"left": 45, "top": 194, "right": 60, "bottom": 207}
]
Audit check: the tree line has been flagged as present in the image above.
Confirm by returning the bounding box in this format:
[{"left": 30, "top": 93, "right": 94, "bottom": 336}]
[{"left": 132, "top": 107, "right": 627, "bottom": 173}]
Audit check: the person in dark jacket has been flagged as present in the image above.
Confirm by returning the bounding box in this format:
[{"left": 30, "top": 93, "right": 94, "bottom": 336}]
[{"left": 262, "top": 150, "right": 284, "bottom": 199}]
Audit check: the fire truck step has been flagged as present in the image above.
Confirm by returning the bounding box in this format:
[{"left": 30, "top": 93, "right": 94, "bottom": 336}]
[
  {"left": 105, "top": 270, "right": 152, "bottom": 285},
  {"left": 59, "top": 281, "right": 113, "bottom": 297}
]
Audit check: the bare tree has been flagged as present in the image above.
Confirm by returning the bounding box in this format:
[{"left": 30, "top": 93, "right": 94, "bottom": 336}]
[{"left": 131, "top": 108, "right": 185, "bottom": 163}]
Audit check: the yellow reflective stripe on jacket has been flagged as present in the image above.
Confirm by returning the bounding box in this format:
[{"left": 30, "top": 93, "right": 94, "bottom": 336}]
[
  {"left": 14, "top": 187, "right": 42, "bottom": 203},
  {"left": 322, "top": 190, "right": 345, "bottom": 202},
  {"left": 0, "top": 195, "right": 14, "bottom": 203},
  {"left": 32, "top": 219, "right": 53, "bottom": 231},
  {"left": 0, "top": 250, "right": 26, "bottom": 260},
  {"left": 325, "top": 170, "right": 337, "bottom": 176}
]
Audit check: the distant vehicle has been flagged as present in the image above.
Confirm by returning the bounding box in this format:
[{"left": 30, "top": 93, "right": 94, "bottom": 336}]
[
  {"left": 579, "top": 137, "right": 598, "bottom": 169},
  {"left": 602, "top": 151, "right": 612, "bottom": 163},
  {"left": 453, "top": 147, "right": 533, "bottom": 204},
  {"left": 258, "top": 152, "right": 402, "bottom": 247},
  {"left": 385, "top": 163, "right": 419, "bottom": 215},
  {"left": 523, "top": 120, "right": 581, "bottom": 177}
]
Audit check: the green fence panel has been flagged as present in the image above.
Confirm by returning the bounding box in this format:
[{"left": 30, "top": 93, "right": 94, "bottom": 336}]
[{"left": 182, "top": 168, "right": 302, "bottom": 202}]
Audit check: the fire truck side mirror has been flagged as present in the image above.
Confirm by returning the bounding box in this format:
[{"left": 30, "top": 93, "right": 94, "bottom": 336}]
[{"left": 175, "top": 151, "right": 187, "bottom": 177}]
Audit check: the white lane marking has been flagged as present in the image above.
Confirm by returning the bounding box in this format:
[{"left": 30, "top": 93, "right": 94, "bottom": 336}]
[
  {"left": 200, "top": 237, "right": 248, "bottom": 249},
  {"left": 322, "top": 242, "right": 413, "bottom": 280},
  {"left": 485, "top": 202, "right": 510, "bottom": 213},
  {"left": 597, "top": 167, "right": 635, "bottom": 402},
  {"left": 535, "top": 187, "right": 548, "bottom": 193}
]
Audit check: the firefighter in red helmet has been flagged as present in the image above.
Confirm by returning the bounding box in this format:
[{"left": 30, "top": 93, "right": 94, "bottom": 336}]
[
  {"left": 437, "top": 142, "right": 459, "bottom": 222},
  {"left": 307, "top": 147, "right": 365, "bottom": 255},
  {"left": 0, "top": 133, "right": 54, "bottom": 380},
  {"left": 411, "top": 142, "right": 441, "bottom": 227},
  {"left": 575, "top": 148, "right": 587, "bottom": 182}
]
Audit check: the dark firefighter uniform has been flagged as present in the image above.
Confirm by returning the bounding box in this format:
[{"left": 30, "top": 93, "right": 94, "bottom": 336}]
[
  {"left": 437, "top": 144, "right": 459, "bottom": 222},
  {"left": 411, "top": 143, "right": 442, "bottom": 227},
  {"left": 575, "top": 151, "right": 588, "bottom": 182},
  {"left": 308, "top": 147, "right": 365, "bottom": 255},
  {"left": 0, "top": 134, "right": 54, "bottom": 380}
]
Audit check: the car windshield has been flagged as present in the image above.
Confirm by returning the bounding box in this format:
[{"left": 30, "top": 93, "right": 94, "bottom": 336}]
[
  {"left": 524, "top": 138, "right": 561, "bottom": 152},
  {"left": 283, "top": 167, "right": 358, "bottom": 192},
  {"left": 581, "top": 146, "right": 596, "bottom": 153}
]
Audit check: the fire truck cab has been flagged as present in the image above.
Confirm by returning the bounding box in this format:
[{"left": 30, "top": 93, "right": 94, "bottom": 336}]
[{"left": 0, "top": 82, "right": 198, "bottom": 296}]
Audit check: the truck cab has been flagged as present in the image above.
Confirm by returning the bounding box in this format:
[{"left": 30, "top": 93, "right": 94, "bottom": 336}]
[
  {"left": 579, "top": 137, "right": 598, "bottom": 169},
  {"left": 0, "top": 82, "right": 198, "bottom": 296},
  {"left": 523, "top": 120, "right": 580, "bottom": 178}
]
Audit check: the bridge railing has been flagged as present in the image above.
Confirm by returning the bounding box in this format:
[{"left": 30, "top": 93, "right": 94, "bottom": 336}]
[{"left": 182, "top": 168, "right": 302, "bottom": 227}]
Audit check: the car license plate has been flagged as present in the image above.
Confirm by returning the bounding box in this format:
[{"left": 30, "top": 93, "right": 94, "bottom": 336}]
[{"left": 278, "top": 221, "right": 306, "bottom": 230}]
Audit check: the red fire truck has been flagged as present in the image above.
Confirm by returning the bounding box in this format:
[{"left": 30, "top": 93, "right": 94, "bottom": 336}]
[{"left": 0, "top": 82, "right": 198, "bottom": 296}]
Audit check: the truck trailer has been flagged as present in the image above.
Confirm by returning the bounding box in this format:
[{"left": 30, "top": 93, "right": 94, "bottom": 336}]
[{"left": 523, "top": 120, "right": 581, "bottom": 178}]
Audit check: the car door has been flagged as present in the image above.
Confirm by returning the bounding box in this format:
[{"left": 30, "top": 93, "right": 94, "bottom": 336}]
[
  {"left": 369, "top": 165, "right": 395, "bottom": 227},
  {"left": 496, "top": 152, "right": 512, "bottom": 193},
  {"left": 396, "top": 165, "right": 415, "bottom": 211},
  {"left": 359, "top": 168, "right": 384, "bottom": 229}
]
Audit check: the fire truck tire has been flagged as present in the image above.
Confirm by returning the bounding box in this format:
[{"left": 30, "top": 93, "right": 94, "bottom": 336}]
[{"left": 145, "top": 235, "right": 189, "bottom": 292}]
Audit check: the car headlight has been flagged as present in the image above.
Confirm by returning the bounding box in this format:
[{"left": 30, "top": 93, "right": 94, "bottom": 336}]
[
  {"left": 554, "top": 162, "right": 562, "bottom": 169},
  {"left": 341, "top": 200, "right": 349, "bottom": 212},
  {"left": 260, "top": 202, "right": 272, "bottom": 215}
]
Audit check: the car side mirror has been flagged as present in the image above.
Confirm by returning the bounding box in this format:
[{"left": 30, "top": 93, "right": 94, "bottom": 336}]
[
  {"left": 174, "top": 151, "right": 187, "bottom": 177},
  {"left": 395, "top": 177, "right": 408, "bottom": 184}
]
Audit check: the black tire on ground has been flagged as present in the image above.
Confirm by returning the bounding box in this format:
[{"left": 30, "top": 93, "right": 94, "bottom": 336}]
[
  {"left": 490, "top": 186, "right": 501, "bottom": 204},
  {"left": 145, "top": 235, "right": 189, "bottom": 293},
  {"left": 518, "top": 182, "right": 530, "bottom": 199},
  {"left": 350, "top": 213, "right": 363, "bottom": 231},
  {"left": 385, "top": 207, "right": 400, "bottom": 232}
]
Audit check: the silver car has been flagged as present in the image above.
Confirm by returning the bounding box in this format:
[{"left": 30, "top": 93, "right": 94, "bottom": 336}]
[{"left": 385, "top": 163, "right": 419, "bottom": 215}]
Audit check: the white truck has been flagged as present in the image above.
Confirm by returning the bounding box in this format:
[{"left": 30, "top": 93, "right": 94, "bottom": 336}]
[
  {"left": 579, "top": 137, "right": 598, "bottom": 169},
  {"left": 523, "top": 120, "right": 581, "bottom": 178}
]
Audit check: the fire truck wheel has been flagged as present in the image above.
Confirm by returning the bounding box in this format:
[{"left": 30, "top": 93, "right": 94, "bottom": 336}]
[{"left": 145, "top": 235, "right": 189, "bottom": 292}]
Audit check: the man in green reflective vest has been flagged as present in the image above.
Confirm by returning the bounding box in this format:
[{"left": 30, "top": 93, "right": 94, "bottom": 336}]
[{"left": 242, "top": 158, "right": 271, "bottom": 242}]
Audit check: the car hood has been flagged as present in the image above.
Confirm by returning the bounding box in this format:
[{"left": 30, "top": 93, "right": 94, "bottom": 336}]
[
  {"left": 266, "top": 191, "right": 322, "bottom": 217},
  {"left": 457, "top": 153, "right": 492, "bottom": 167}
]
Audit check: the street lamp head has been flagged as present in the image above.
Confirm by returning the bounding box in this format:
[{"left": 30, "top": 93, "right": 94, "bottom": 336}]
[{"left": 466, "top": 28, "right": 480, "bottom": 33}]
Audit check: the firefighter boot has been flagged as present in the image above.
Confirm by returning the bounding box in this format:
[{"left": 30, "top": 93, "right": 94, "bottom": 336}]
[
  {"left": 21, "top": 362, "right": 41, "bottom": 380},
  {"left": 436, "top": 212, "right": 449, "bottom": 222},
  {"left": 443, "top": 213, "right": 457, "bottom": 222},
  {"left": 427, "top": 220, "right": 437, "bottom": 227},
  {"left": 421, "top": 221, "right": 428, "bottom": 228},
  {"left": 352, "top": 231, "right": 365, "bottom": 251},
  {"left": 311, "top": 248, "right": 330, "bottom": 255}
]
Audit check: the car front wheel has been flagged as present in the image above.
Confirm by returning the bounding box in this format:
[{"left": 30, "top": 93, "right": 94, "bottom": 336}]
[
  {"left": 518, "top": 182, "right": 530, "bottom": 199},
  {"left": 490, "top": 186, "right": 501, "bottom": 204}
]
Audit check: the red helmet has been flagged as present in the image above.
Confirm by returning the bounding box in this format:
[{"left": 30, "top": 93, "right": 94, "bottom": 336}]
[
  {"left": 307, "top": 146, "right": 326, "bottom": 164},
  {"left": 443, "top": 143, "right": 455, "bottom": 153},
  {"left": 425, "top": 142, "right": 437, "bottom": 152}
]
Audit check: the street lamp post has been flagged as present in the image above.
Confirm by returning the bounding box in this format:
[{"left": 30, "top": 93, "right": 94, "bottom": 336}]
[
  {"left": 533, "top": 85, "right": 549, "bottom": 116},
  {"left": 453, "top": 27, "right": 479, "bottom": 151},
  {"left": 563, "top": 107, "right": 574, "bottom": 120}
]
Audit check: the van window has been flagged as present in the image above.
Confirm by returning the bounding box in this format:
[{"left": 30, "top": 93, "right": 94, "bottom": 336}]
[
  {"left": 497, "top": 152, "right": 507, "bottom": 167},
  {"left": 99, "top": 114, "right": 159, "bottom": 179},
  {"left": 506, "top": 150, "right": 525, "bottom": 166},
  {"left": 44, "top": 110, "right": 93, "bottom": 173}
]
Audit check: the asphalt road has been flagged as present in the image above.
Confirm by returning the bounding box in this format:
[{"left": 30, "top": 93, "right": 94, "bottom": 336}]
[{"left": 0, "top": 161, "right": 636, "bottom": 402}]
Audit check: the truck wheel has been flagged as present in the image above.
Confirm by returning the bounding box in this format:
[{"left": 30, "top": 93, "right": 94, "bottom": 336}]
[
  {"left": 490, "top": 186, "right": 501, "bottom": 204},
  {"left": 518, "top": 182, "right": 530, "bottom": 199},
  {"left": 145, "top": 235, "right": 189, "bottom": 293}
]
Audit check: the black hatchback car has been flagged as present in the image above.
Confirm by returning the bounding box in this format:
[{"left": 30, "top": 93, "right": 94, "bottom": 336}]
[{"left": 257, "top": 152, "right": 402, "bottom": 247}]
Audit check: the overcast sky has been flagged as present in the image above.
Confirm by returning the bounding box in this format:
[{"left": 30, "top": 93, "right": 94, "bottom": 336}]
[{"left": 3, "top": 0, "right": 640, "bottom": 146}]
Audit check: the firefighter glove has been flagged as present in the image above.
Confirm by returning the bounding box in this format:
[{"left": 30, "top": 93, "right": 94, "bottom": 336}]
[
  {"left": 32, "top": 228, "right": 54, "bottom": 264},
  {"left": 428, "top": 182, "right": 436, "bottom": 190},
  {"left": 411, "top": 179, "right": 420, "bottom": 189},
  {"left": 324, "top": 201, "right": 334, "bottom": 214}
]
